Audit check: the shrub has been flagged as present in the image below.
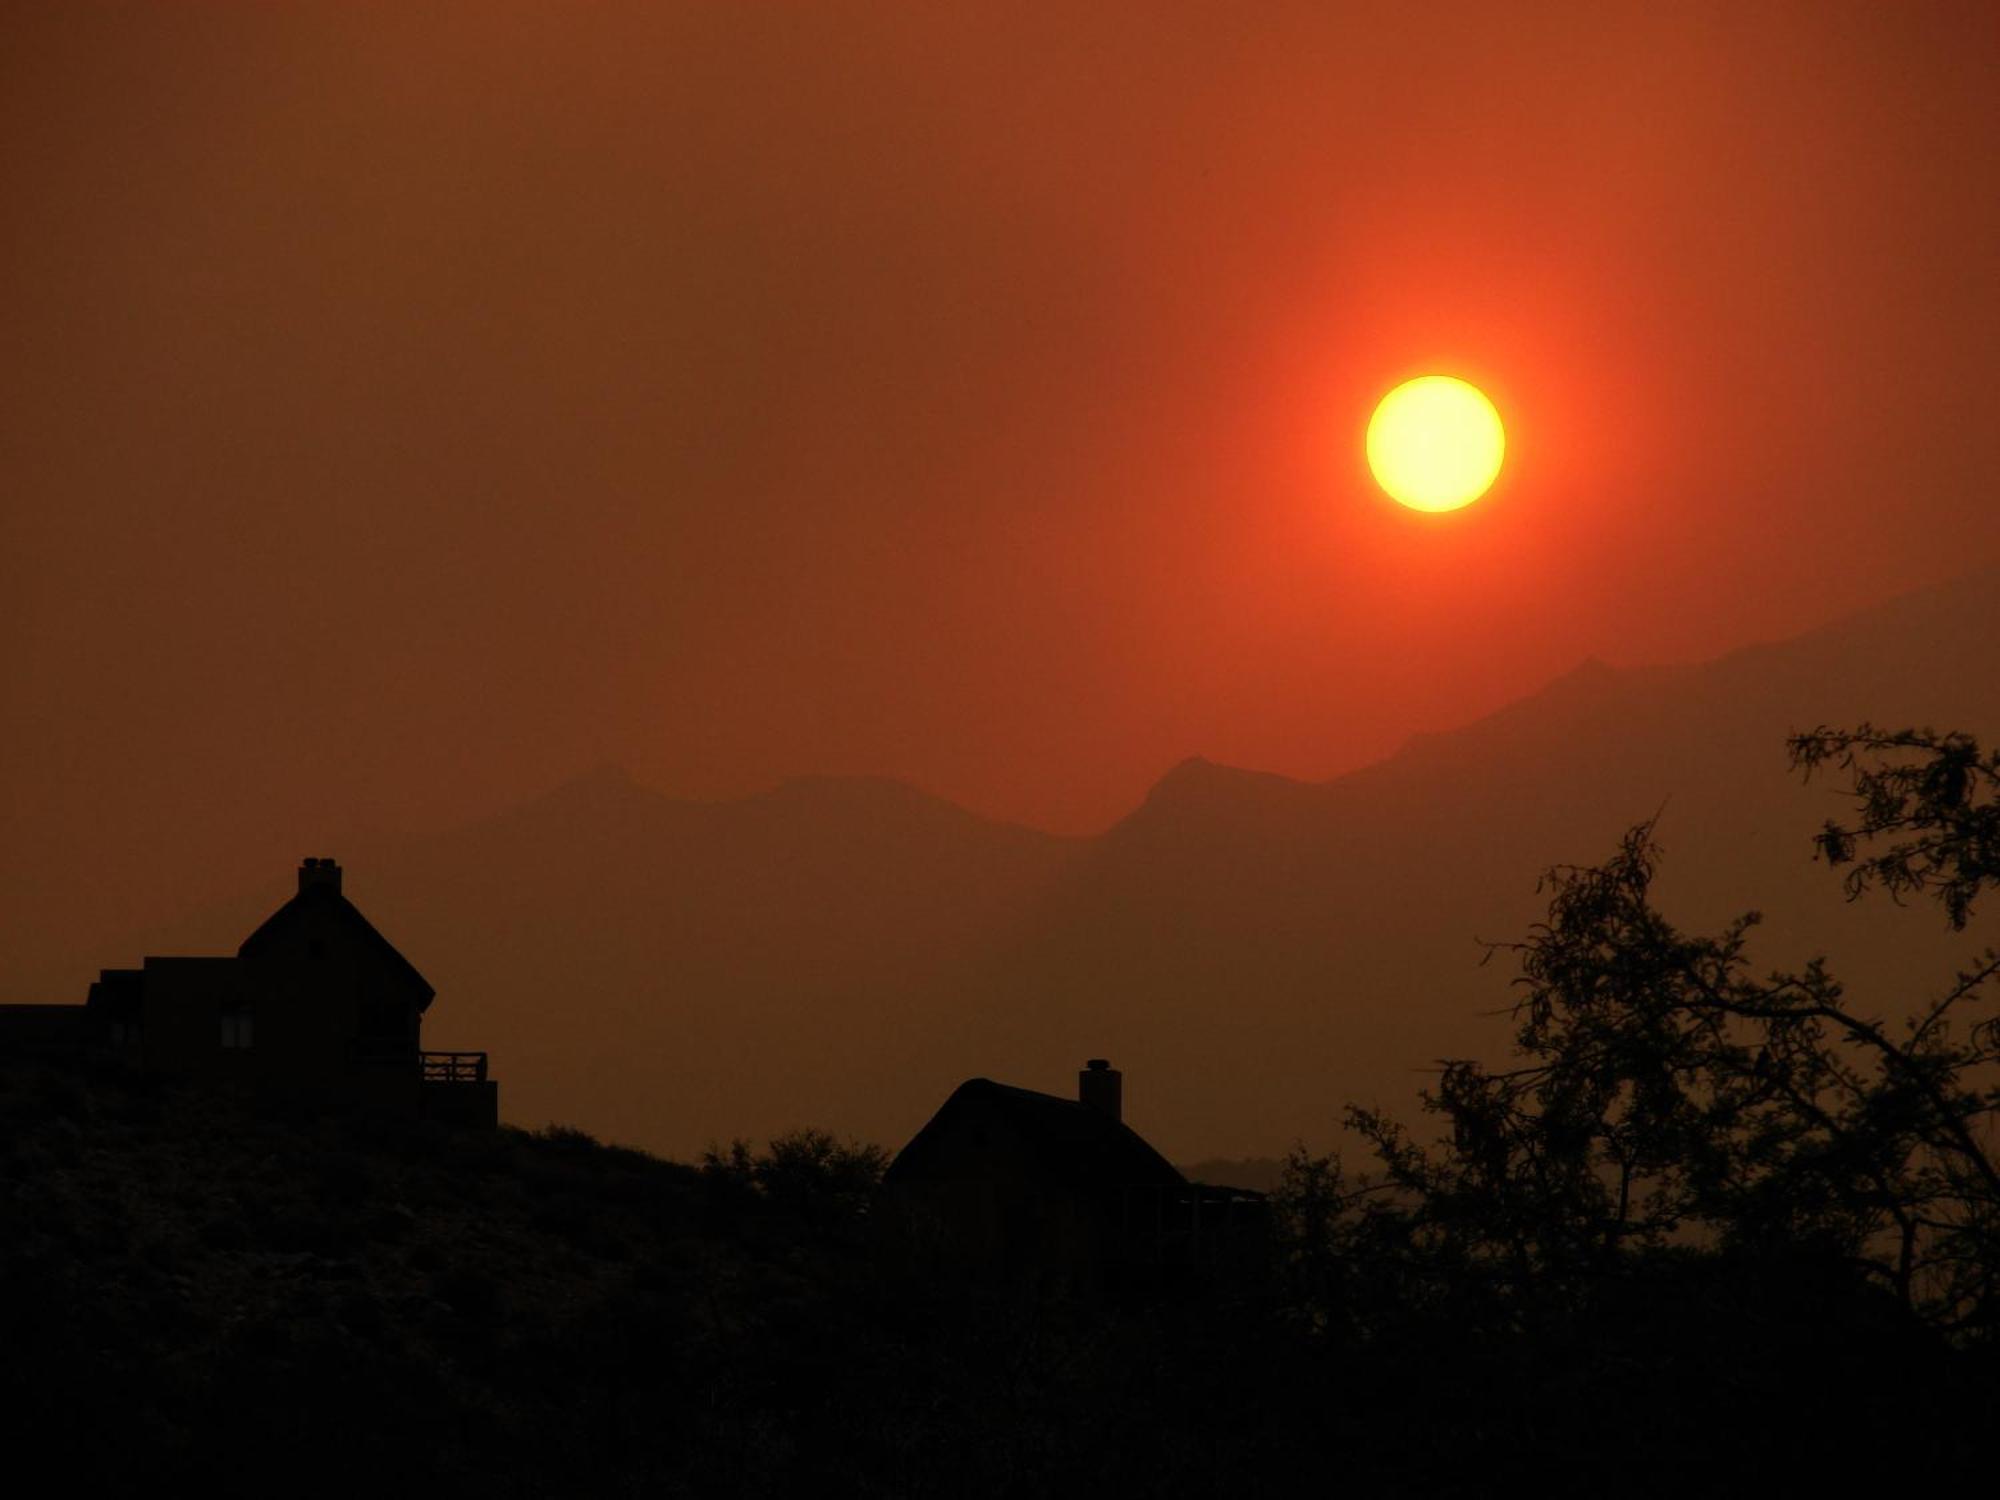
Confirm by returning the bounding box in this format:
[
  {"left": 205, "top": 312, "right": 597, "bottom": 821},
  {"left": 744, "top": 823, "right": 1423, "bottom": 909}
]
[{"left": 699, "top": 1129, "right": 888, "bottom": 1224}]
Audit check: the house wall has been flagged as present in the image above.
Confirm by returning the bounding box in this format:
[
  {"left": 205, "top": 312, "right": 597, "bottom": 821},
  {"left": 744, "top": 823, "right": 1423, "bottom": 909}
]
[
  {"left": 883, "top": 1098, "right": 1129, "bottom": 1293},
  {"left": 240, "top": 897, "right": 425, "bottom": 1077},
  {"left": 137, "top": 909, "right": 427, "bottom": 1109},
  {"left": 136, "top": 958, "right": 252, "bottom": 1081}
]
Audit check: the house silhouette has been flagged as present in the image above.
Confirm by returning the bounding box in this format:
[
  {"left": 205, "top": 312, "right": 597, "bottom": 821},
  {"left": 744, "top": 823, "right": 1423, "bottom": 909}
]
[
  {"left": 13, "top": 858, "right": 499, "bottom": 1126},
  {"left": 882, "top": 1059, "right": 1263, "bottom": 1292}
]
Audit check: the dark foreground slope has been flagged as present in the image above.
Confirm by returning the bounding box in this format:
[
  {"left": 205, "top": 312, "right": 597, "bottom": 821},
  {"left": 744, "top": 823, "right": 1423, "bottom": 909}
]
[
  {"left": 6, "top": 1054, "right": 1995, "bottom": 1498},
  {"left": 2, "top": 1053, "right": 1300, "bottom": 1499}
]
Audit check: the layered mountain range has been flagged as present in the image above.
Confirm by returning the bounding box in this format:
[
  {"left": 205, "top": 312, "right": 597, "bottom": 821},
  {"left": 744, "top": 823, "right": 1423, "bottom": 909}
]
[{"left": 118, "top": 568, "right": 2000, "bottom": 1161}]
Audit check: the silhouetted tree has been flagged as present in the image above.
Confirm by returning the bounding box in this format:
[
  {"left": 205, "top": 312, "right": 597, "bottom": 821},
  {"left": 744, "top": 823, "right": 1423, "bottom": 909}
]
[
  {"left": 1283, "top": 726, "right": 2000, "bottom": 1343},
  {"left": 1792, "top": 722, "right": 2000, "bottom": 929},
  {"left": 701, "top": 1128, "right": 888, "bottom": 1224}
]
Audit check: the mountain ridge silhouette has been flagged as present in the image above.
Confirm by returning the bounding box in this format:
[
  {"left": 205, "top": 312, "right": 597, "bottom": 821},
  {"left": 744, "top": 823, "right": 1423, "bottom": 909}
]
[{"left": 102, "top": 563, "right": 2000, "bottom": 1159}]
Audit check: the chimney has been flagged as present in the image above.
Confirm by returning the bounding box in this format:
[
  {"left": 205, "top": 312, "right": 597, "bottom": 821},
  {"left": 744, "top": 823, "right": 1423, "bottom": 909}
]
[
  {"left": 298, "top": 857, "right": 342, "bottom": 896},
  {"left": 1079, "top": 1058, "right": 1122, "bottom": 1123}
]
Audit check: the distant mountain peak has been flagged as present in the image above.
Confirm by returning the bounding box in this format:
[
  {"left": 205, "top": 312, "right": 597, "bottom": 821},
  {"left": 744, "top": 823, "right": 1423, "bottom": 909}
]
[
  {"left": 1520, "top": 654, "right": 1634, "bottom": 705},
  {"left": 1146, "top": 755, "right": 1235, "bottom": 800},
  {"left": 1116, "top": 754, "right": 1311, "bottom": 836}
]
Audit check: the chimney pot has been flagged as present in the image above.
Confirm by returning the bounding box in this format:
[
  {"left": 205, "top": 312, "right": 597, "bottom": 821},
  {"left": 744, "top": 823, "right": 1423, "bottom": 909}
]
[
  {"left": 1079, "top": 1058, "right": 1122, "bottom": 1122},
  {"left": 298, "top": 857, "right": 342, "bottom": 896}
]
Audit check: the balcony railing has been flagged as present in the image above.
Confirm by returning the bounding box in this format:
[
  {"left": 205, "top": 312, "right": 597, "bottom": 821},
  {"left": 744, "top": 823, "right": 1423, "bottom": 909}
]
[{"left": 421, "top": 1050, "right": 489, "bottom": 1085}]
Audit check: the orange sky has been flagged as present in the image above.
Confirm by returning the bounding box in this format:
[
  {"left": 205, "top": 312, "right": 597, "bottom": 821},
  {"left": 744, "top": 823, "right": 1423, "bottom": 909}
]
[{"left": 4, "top": 2, "right": 1998, "bottom": 987}]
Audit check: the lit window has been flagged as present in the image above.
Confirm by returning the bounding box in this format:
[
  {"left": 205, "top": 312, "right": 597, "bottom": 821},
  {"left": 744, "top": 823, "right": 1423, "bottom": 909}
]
[{"left": 221, "top": 1004, "right": 254, "bottom": 1050}]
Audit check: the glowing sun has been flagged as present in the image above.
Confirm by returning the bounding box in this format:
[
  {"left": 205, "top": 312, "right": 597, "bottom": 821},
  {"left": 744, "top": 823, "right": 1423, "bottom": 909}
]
[{"left": 1366, "top": 376, "right": 1505, "bottom": 512}]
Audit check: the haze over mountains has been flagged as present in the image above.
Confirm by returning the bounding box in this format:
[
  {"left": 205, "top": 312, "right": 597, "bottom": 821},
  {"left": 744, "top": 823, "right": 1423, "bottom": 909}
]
[{"left": 42, "top": 569, "right": 2000, "bottom": 1161}]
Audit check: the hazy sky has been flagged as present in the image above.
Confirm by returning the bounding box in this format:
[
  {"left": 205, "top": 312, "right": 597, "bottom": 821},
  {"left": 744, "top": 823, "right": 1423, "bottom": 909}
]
[{"left": 5, "top": 3, "right": 1998, "bottom": 974}]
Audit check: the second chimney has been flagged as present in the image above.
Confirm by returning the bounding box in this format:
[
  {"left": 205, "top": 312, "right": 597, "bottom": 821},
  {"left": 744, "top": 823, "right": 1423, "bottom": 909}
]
[{"left": 1079, "top": 1058, "right": 1122, "bottom": 1123}]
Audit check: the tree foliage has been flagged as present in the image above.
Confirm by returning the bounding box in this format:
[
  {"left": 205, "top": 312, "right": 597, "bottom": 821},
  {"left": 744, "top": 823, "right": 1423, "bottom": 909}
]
[
  {"left": 701, "top": 1127, "right": 889, "bottom": 1223},
  {"left": 1792, "top": 722, "right": 2000, "bottom": 929},
  {"left": 1280, "top": 725, "right": 2000, "bottom": 1343}
]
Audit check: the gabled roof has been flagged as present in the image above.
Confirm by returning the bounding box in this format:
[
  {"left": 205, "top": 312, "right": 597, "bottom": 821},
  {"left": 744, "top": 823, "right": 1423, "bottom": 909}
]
[
  {"left": 237, "top": 885, "right": 435, "bottom": 1011},
  {"left": 885, "top": 1077, "right": 1187, "bottom": 1192}
]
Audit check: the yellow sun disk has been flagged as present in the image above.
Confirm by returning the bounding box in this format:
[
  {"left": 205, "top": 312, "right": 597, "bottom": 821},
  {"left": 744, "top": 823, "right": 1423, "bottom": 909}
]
[{"left": 1366, "top": 376, "right": 1505, "bottom": 512}]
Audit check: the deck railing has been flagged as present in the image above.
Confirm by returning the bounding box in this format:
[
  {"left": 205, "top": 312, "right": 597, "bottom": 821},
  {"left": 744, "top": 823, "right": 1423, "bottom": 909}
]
[{"left": 420, "top": 1050, "right": 489, "bottom": 1085}]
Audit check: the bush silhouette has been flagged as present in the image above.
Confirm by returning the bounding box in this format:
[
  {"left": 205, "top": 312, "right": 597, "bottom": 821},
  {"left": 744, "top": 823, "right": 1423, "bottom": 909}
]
[{"left": 701, "top": 1128, "right": 888, "bottom": 1225}]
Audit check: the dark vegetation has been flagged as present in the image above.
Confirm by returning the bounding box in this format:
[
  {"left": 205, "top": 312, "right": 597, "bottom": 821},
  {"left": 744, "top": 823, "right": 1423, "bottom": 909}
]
[
  {"left": 1288, "top": 725, "right": 2000, "bottom": 1337},
  {"left": 1, "top": 1058, "right": 1316, "bottom": 1498},
  {"left": 6, "top": 726, "right": 2000, "bottom": 1494}
]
